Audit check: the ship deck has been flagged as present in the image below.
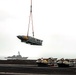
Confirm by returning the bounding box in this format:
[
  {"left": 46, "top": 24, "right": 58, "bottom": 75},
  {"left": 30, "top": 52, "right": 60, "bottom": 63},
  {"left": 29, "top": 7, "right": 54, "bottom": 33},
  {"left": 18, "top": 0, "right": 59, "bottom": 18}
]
[
  {"left": 0, "top": 60, "right": 76, "bottom": 74},
  {"left": 0, "top": 64, "right": 76, "bottom": 74}
]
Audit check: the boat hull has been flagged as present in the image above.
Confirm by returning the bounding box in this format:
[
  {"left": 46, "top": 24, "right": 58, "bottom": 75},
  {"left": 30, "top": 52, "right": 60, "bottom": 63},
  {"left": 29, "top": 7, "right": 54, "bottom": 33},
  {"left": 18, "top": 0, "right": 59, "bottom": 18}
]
[
  {"left": 37, "top": 63, "right": 48, "bottom": 67},
  {"left": 57, "top": 63, "right": 69, "bottom": 67},
  {"left": 17, "top": 35, "right": 43, "bottom": 45}
]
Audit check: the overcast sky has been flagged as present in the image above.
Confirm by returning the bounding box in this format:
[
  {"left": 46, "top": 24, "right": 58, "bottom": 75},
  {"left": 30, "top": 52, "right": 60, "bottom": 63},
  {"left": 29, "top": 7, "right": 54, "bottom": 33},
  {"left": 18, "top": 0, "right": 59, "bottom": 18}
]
[{"left": 0, "top": 0, "right": 76, "bottom": 59}]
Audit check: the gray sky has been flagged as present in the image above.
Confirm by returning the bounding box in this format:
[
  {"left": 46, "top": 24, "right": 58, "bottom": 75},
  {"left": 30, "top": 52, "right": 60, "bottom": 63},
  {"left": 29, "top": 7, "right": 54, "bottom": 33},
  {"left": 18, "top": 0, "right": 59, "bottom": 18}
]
[{"left": 0, "top": 0, "right": 76, "bottom": 59}]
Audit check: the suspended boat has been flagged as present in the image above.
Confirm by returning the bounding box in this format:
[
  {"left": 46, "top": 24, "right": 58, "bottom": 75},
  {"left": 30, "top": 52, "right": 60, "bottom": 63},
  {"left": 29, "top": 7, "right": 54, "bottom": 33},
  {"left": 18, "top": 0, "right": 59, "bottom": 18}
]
[
  {"left": 17, "top": 35, "right": 43, "bottom": 45},
  {"left": 17, "top": 0, "right": 43, "bottom": 46}
]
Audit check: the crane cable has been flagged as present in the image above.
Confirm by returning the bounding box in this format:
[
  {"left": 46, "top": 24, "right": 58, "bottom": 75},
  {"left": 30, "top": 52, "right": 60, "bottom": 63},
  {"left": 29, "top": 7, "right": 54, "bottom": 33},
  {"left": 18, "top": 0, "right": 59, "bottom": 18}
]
[{"left": 27, "top": 0, "right": 34, "bottom": 37}]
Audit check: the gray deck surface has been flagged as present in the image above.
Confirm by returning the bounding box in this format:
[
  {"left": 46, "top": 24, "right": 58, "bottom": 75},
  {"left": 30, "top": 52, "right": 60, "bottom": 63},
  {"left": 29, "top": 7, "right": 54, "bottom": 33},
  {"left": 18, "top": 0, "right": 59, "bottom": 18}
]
[
  {"left": 0, "top": 72, "right": 76, "bottom": 75},
  {"left": 0, "top": 64, "right": 76, "bottom": 74}
]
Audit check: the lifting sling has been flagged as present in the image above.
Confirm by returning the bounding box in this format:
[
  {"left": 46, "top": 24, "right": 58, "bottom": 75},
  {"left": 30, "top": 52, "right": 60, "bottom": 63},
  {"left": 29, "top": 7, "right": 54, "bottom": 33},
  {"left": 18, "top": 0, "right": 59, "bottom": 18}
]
[{"left": 27, "top": 0, "right": 34, "bottom": 37}]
